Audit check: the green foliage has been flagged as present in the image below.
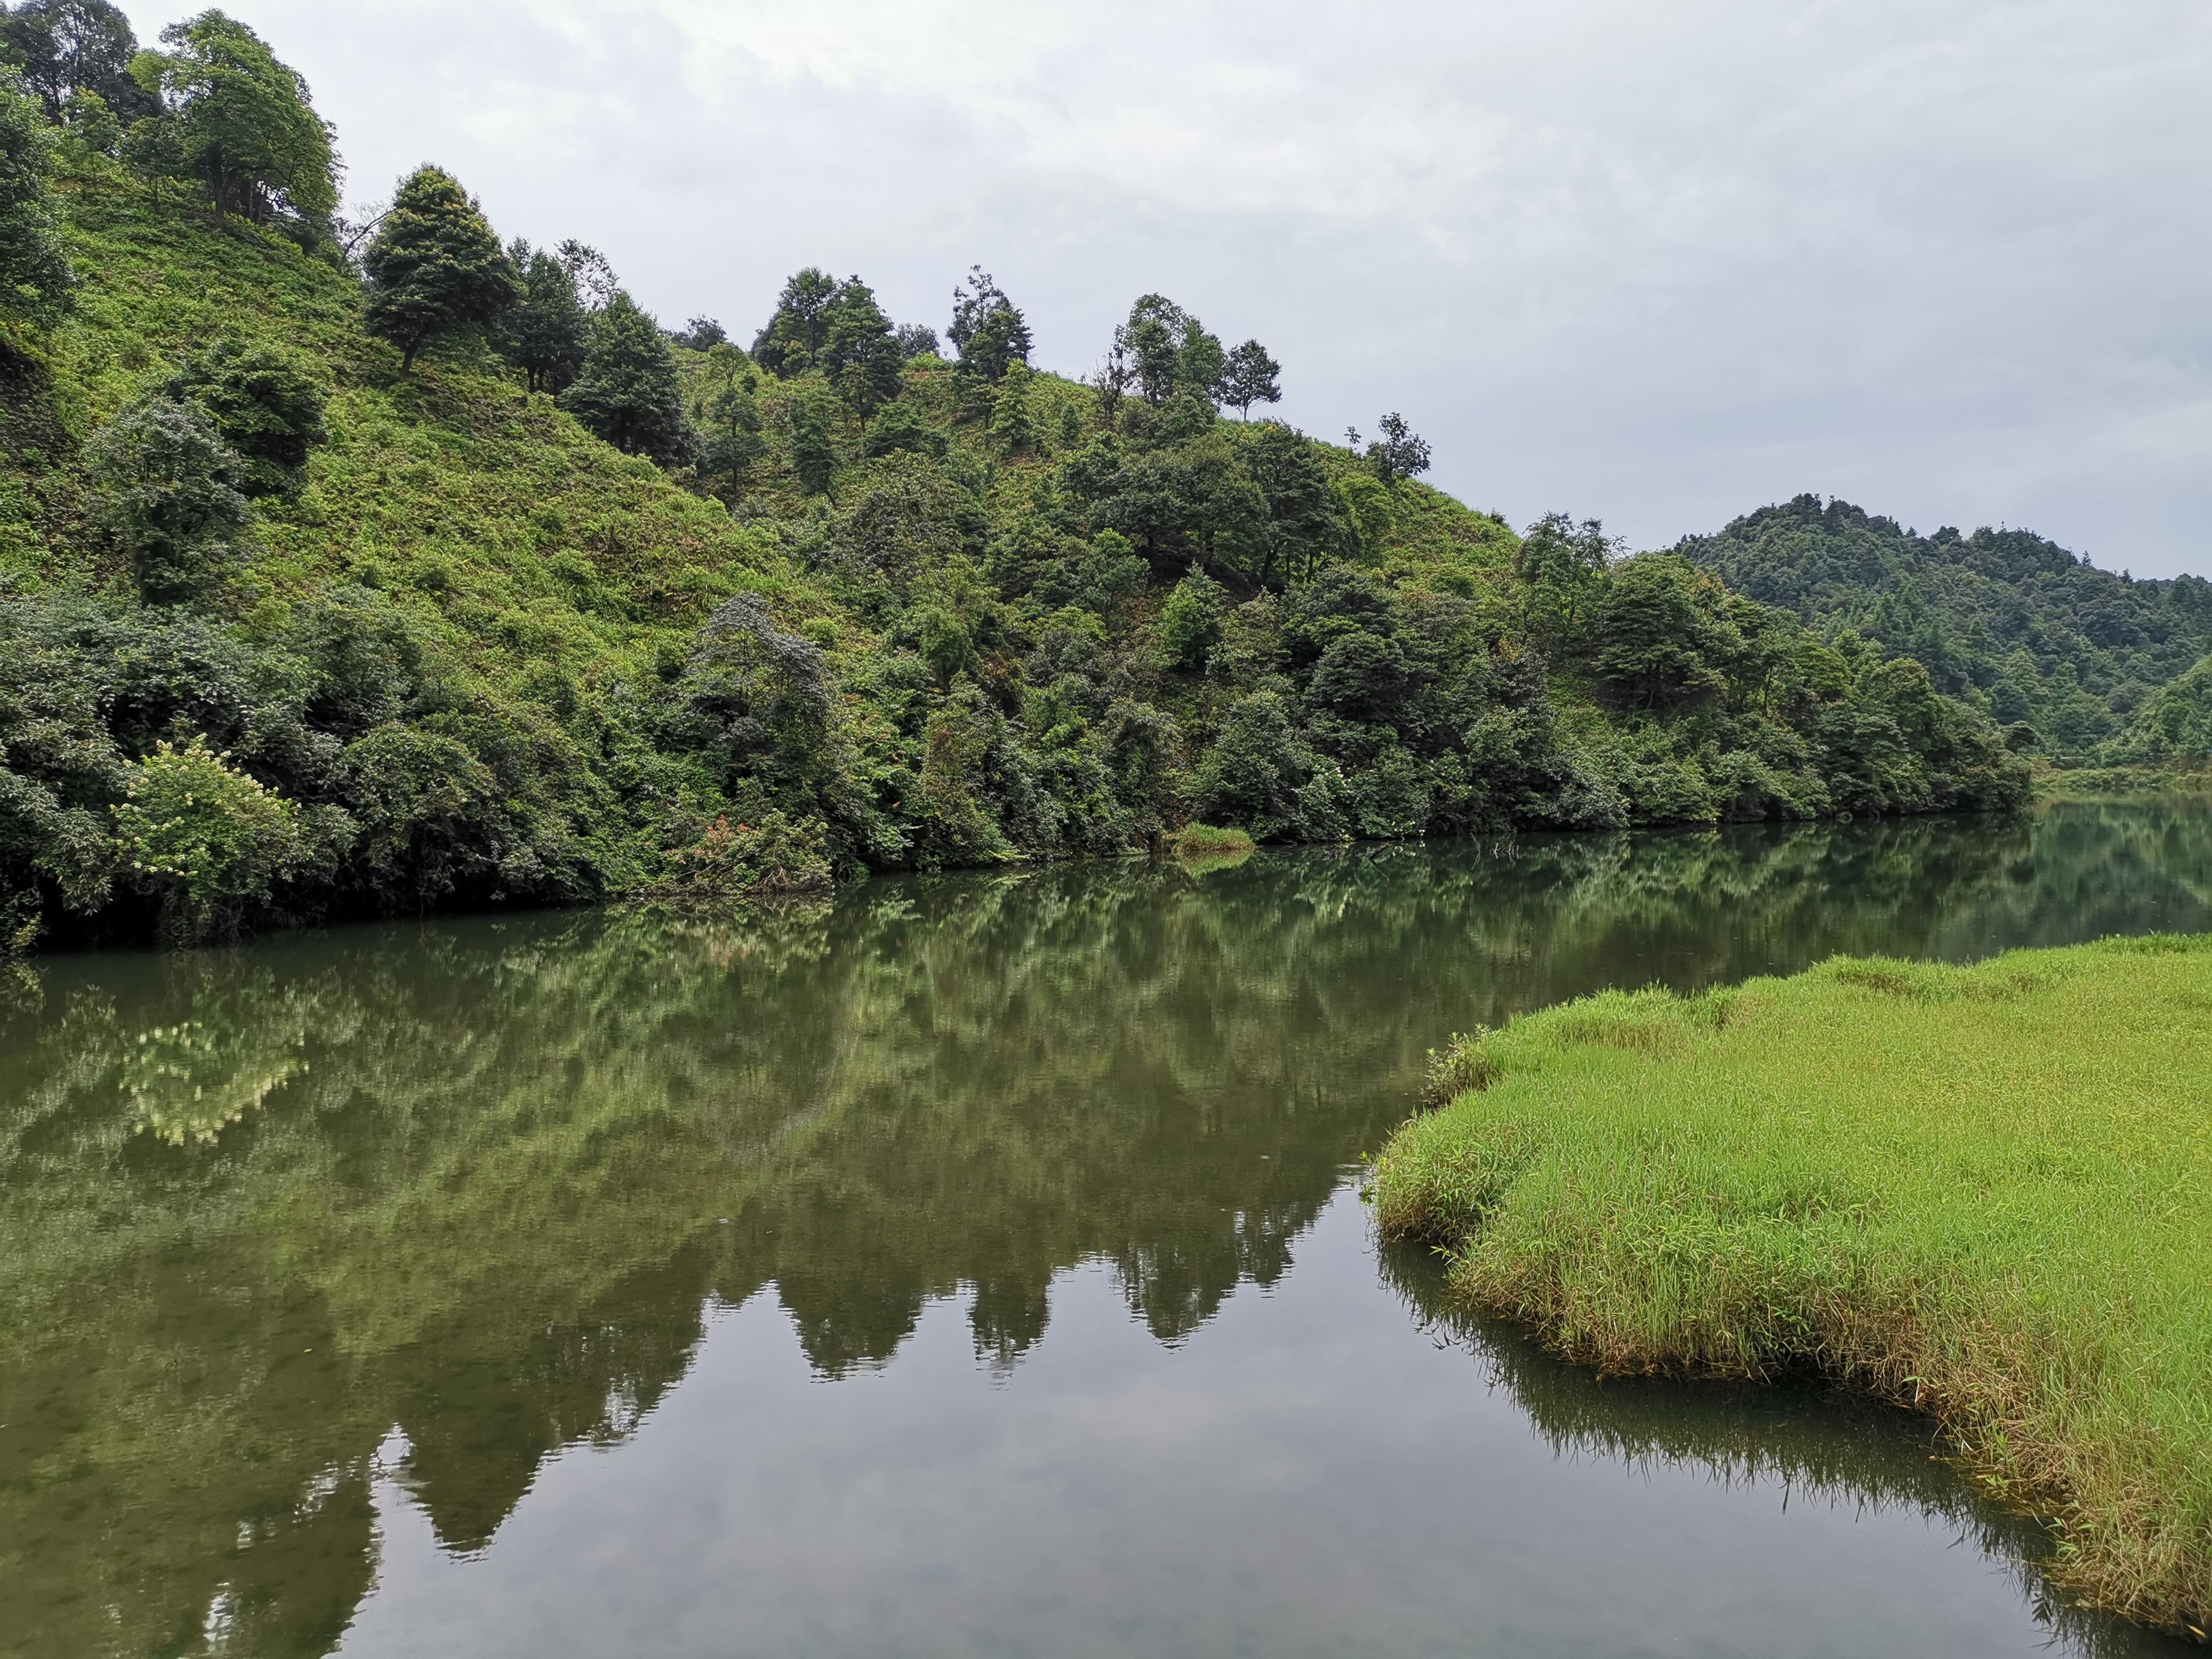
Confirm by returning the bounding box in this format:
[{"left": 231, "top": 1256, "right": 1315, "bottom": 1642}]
[
  {"left": 1374, "top": 933, "right": 2212, "bottom": 1633},
  {"left": 1154, "top": 567, "right": 1225, "bottom": 670},
  {"left": 0, "top": 61, "right": 2045, "bottom": 948},
  {"left": 750, "top": 266, "right": 838, "bottom": 376},
  {"left": 158, "top": 334, "right": 325, "bottom": 493},
  {"left": 362, "top": 165, "right": 515, "bottom": 368},
  {"left": 58, "top": 85, "right": 119, "bottom": 154},
  {"left": 558, "top": 290, "right": 690, "bottom": 463},
  {"left": 1682, "top": 494, "right": 2212, "bottom": 759},
  {"left": 2111, "top": 653, "right": 2212, "bottom": 766},
  {"left": 947, "top": 264, "right": 1030, "bottom": 384},
  {"left": 501, "top": 238, "right": 588, "bottom": 394},
  {"left": 1117, "top": 293, "right": 1224, "bottom": 405},
  {"left": 85, "top": 395, "right": 252, "bottom": 599},
  {"left": 113, "top": 733, "right": 314, "bottom": 939},
  {"left": 0, "top": 78, "right": 70, "bottom": 325},
  {"left": 1221, "top": 338, "right": 1280, "bottom": 418},
  {"left": 0, "top": 0, "right": 149, "bottom": 119},
  {"left": 128, "top": 11, "right": 336, "bottom": 226}
]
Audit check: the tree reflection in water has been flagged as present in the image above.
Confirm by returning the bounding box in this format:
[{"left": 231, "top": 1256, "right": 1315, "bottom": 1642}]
[{"left": 2, "top": 802, "right": 2208, "bottom": 1658}]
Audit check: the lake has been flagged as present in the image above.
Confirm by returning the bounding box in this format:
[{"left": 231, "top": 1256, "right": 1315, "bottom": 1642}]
[{"left": 3, "top": 801, "right": 2207, "bottom": 1658}]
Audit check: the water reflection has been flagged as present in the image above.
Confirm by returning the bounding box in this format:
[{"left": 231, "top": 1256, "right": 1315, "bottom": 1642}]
[{"left": 2, "top": 802, "right": 2208, "bottom": 1657}]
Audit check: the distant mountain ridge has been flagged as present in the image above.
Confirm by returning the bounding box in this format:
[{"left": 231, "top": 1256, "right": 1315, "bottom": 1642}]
[{"left": 1677, "top": 494, "right": 2212, "bottom": 756}]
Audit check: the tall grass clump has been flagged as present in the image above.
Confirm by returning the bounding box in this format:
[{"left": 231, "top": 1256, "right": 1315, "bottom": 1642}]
[{"left": 1372, "top": 935, "right": 2212, "bottom": 1638}]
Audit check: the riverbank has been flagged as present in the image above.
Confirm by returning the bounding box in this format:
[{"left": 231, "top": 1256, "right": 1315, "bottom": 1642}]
[{"left": 1372, "top": 934, "right": 2212, "bottom": 1637}]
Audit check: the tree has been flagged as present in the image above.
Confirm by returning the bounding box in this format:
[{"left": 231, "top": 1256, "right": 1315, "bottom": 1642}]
[
  {"left": 948, "top": 266, "right": 1031, "bottom": 382},
  {"left": 779, "top": 375, "right": 838, "bottom": 494},
  {"left": 1515, "top": 513, "right": 1616, "bottom": 649},
  {"left": 751, "top": 267, "right": 838, "bottom": 377},
  {"left": 1221, "top": 339, "right": 1280, "bottom": 419},
  {"left": 1588, "top": 553, "right": 1740, "bottom": 712},
  {"left": 1115, "top": 295, "right": 1224, "bottom": 406},
  {"left": 1360, "top": 412, "right": 1430, "bottom": 483},
  {"left": 696, "top": 342, "right": 766, "bottom": 489},
  {"left": 819, "top": 276, "right": 901, "bottom": 421},
  {"left": 501, "top": 239, "right": 588, "bottom": 394},
  {"left": 129, "top": 12, "right": 337, "bottom": 226},
  {"left": 86, "top": 397, "right": 254, "bottom": 601},
  {"left": 114, "top": 735, "right": 311, "bottom": 943},
  {"left": 559, "top": 291, "right": 691, "bottom": 464},
  {"left": 362, "top": 165, "right": 515, "bottom": 368},
  {"left": 0, "top": 81, "right": 71, "bottom": 326},
  {"left": 896, "top": 323, "right": 939, "bottom": 359},
  {"left": 0, "top": 0, "right": 151, "bottom": 120},
  {"left": 1243, "top": 422, "right": 1342, "bottom": 585},
  {"left": 59, "top": 86, "right": 121, "bottom": 154},
  {"left": 673, "top": 315, "right": 725, "bottom": 350},
  {"left": 160, "top": 336, "right": 327, "bottom": 494}
]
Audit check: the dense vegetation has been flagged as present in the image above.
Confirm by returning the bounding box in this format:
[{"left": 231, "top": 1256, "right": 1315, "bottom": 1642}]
[
  {"left": 1681, "top": 494, "right": 2212, "bottom": 759},
  {"left": 1375, "top": 933, "right": 2212, "bottom": 1636},
  {"left": 0, "top": 4, "right": 2029, "bottom": 949}
]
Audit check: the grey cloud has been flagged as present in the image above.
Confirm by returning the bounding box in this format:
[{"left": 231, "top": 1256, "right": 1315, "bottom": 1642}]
[{"left": 121, "top": 0, "right": 2212, "bottom": 573}]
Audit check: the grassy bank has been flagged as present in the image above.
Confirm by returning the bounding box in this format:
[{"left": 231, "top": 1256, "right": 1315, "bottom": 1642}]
[{"left": 1372, "top": 935, "right": 2212, "bottom": 1637}]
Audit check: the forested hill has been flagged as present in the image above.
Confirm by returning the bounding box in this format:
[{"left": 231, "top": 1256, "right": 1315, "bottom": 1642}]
[
  {"left": 0, "top": 5, "right": 2026, "bottom": 950},
  {"left": 1679, "top": 494, "right": 2212, "bottom": 758}
]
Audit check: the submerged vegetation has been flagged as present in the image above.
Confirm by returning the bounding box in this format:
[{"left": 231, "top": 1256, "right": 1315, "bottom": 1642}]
[
  {"left": 0, "top": 2, "right": 2040, "bottom": 949},
  {"left": 1374, "top": 934, "right": 2212, "bottom": 1636}
]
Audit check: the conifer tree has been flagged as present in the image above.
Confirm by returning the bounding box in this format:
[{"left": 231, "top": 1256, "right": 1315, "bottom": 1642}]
[
  {"left": 501, "top": 239, "right": 588, "bottom": 394},
  {"left": 947, "top": 266, "right": 1031, "bottom": 383},
  {"left": 362, "top": 166, "right": 515, "bottom": 369},
  {"left": 559, "top": 291, "right": 690, "bottom": 464}
]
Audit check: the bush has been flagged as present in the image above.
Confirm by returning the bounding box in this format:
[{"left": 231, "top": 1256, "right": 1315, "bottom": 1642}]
[
  {"left": 161, "top": 337, "right": 328, "bottom": 494},
  {"left": 86, "top": 397, "right": 253, "bottom": 600},
  {"left": 114, "top": 736, "right": 315, "bottom": 940}
]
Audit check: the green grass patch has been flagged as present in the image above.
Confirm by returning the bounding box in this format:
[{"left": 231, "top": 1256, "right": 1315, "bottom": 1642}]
[{"left": 1372, "top": 935, "right": 2212, "bottom": 1637}]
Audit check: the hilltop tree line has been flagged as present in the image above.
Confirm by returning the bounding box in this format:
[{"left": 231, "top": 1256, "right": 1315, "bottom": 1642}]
[{"left": 0, "top": 2, "right": 2038, "bottom": 950}]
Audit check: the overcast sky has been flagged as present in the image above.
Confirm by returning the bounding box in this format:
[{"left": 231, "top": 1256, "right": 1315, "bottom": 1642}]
[{"left": 120, "top": 1, "right": 2212, "bottom": 575}]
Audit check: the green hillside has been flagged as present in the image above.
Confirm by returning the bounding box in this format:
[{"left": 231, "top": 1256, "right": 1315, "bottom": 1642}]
[
  {"left": 0, "top": 9, "right": 2028, "bottom": 949},
  {"left": 1679, "top": 494, "right": 2212, "bottom": 758}
]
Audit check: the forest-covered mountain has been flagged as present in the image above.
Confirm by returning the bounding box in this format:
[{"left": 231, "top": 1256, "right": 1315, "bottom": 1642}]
[
  {"left": 1679, "top": 495, "right": 2212, "bottom": 758},
  {"left": 0, "top": 4, "right": 2029, "bottom": 949}
]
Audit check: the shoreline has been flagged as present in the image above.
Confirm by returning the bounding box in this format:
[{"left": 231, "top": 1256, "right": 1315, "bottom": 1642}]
[{"left": 1371, "top": 935, "right": 2212, "bottom": 1640}]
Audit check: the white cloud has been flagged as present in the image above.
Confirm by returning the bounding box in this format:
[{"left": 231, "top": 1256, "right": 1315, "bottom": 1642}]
[{"left": 117, "top": 0, "right": 2212, "bottom": 573}]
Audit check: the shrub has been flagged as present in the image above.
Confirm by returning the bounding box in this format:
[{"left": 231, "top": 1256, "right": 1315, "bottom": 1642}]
[
  {"left": 85, "top": 397, "right": 254, "bottom": 600},
  {"left": 161, "top": 337, "right": 328, "bottom": 494},
  {"left": 114, "top": 736, "right": 312, "bottom": 940}
]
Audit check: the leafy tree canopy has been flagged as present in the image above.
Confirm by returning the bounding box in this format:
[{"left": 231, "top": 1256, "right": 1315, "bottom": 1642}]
[
  {"left": 362, "top": 164, "right": 515, "bottom": 368},
  {"left": 86, "top": 396, "right": 254, "bottom": 602},
  {"left": 1222, "top": 339, "right": 1281, "bottom": 419},
  {"left": 129, "top": 10, "right": 337, "bottom": 225},
  {"left": 159, "top": 336, "right": 327, "bottom": 493},
  {"left": 501, "top": 237, "right": 588, "bottom": 394},
  {"left": 0, "top": 0, "right": 150, "bottom": 119},
  {"left": 559, "top": 289, "right": 691, "bottom": 464},
  {"left": 948, "top": 265, "right": 1031, "bottom": 382},
  {"left": 1117, "top": 294, "right": 1224, "bottom": 406},
  {"left": 0, "top": 77, "right": 70, "bottom": 324}
]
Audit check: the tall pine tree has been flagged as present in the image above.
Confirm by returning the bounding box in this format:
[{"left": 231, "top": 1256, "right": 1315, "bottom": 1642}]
[
  {"left": 362, "top": 166, "right": 515, "bottom": 369},
  {"left": 559, "top": 292, "right": 690, "bottom": 464}
]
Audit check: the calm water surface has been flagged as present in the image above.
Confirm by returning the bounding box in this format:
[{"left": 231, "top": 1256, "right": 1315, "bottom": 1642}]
[{"left": 4, "top": 802, "right": 2209, "bottom": 1658}]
